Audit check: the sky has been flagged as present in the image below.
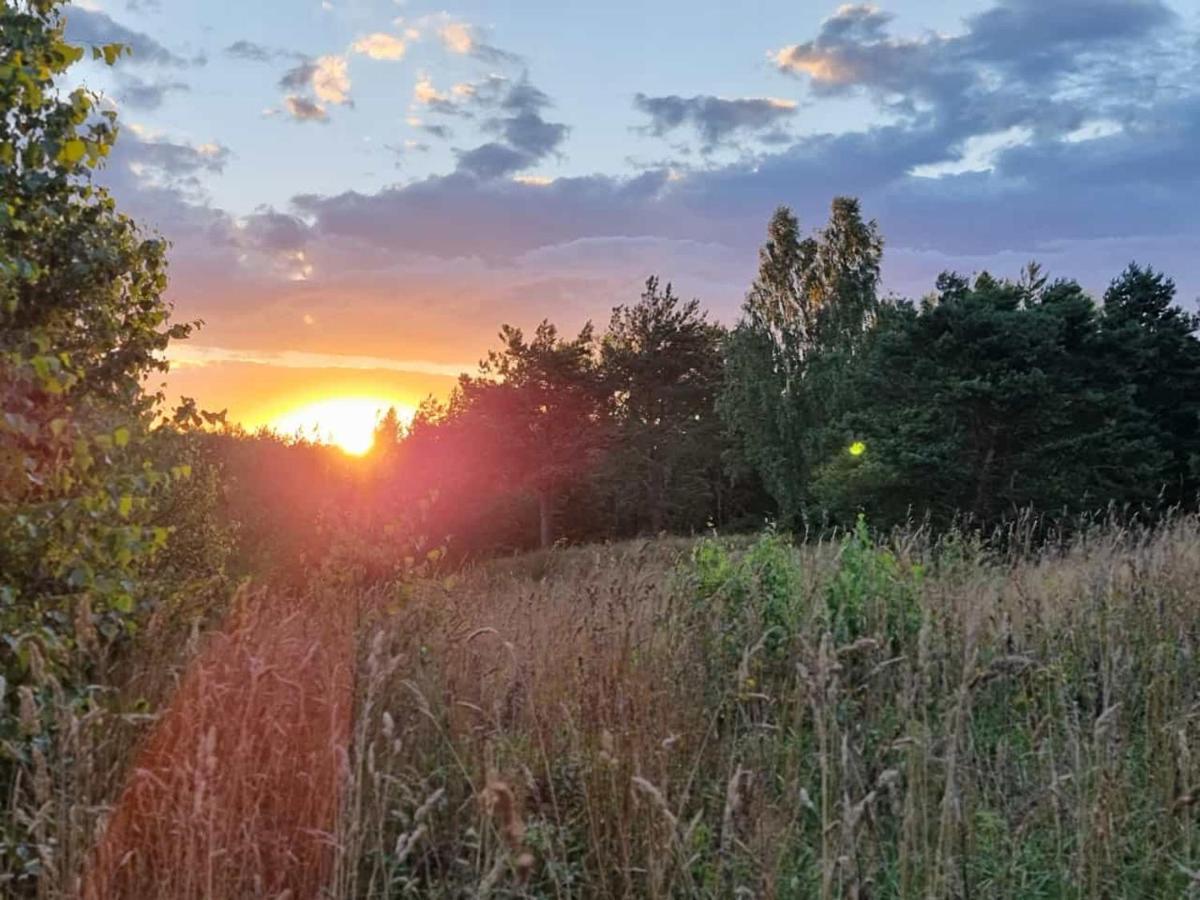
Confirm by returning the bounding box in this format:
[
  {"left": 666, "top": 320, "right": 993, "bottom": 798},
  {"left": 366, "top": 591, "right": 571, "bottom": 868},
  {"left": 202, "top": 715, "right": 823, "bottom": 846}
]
[{"left": 61, "top": 0, "right": 1200, "bottom": 433}]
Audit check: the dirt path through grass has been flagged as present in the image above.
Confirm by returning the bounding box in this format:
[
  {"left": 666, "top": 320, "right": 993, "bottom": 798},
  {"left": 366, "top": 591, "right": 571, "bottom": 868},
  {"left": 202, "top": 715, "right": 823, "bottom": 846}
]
[{"left": 83, "top": 591, "right": 355, "bottom": 899}]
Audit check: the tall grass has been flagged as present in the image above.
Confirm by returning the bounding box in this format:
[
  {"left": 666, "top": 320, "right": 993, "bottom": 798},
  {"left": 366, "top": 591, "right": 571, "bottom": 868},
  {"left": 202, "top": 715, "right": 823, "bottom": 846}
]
[
  {"left": 341, "top": 518, "right": 1200, "bottom": 897},
  {"left": 7, "top": 517, "right": 1200, "bottom": 897}
]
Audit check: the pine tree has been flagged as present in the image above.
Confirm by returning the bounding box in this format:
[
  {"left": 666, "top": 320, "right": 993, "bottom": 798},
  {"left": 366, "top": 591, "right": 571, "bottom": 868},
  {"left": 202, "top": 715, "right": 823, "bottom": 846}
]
[
  {"left": 457, "top": 321, "right": 603, "bottom": 548},
  {"left": 599, "top": 277, "right": 726, "bottom": 534},
  {"left": 811, "top": 269, "right": 1170, "bottom": 527},
  {"left": 1100, "top": 264, "right": 1200, "bottom": 506}
]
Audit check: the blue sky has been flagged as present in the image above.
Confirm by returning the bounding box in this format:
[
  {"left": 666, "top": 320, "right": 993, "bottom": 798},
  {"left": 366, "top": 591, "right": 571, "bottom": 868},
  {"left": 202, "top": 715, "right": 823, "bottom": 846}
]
[
  {"left": 72, "top": 0, "right": 997, "bottom": 210},
  {"left": 60, "top": 0, "right": 1200, "bottom": 427}
]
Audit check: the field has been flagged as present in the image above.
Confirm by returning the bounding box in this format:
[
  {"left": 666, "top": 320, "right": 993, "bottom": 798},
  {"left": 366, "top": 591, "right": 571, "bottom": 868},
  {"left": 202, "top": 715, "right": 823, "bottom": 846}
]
[
  {"left": 7, "top": 3, "right": 1200, "bottom": 898},
  {"left": 13, "top": 516, "right": 1200, "bottom": 898}
]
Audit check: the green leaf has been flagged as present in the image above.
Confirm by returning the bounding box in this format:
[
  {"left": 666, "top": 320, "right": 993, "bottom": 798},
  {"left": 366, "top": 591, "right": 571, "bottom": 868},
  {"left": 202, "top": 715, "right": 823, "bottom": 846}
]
[
  {"left": 59, "top": 138, "right": 86, "bottom": 165},
  {"left": 113, "top": 426, "right": 130, "bottom": 448},
  {"left": 118, "top": 494, "right": 133, "bottom": 518},
  {"left": 101, "top": 43, "right": 127, "bottom": 66}
]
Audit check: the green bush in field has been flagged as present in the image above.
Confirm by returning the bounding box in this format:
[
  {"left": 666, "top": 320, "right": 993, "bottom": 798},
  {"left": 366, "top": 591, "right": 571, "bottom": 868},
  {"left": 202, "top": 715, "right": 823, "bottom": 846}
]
[
  {"left": 687, "top": 530, "right": 806, "bottom": 680},
  {"left": 824, "top": 514, "right": 923, "bottom": 648},
  {"left": 687, "top": 517, "right": 922, "bottom": 672}
]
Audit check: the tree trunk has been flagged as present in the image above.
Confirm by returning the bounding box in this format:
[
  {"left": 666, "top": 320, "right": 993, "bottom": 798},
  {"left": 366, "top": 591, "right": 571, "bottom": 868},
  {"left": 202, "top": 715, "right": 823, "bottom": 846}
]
[
  {"left": 647, "top": 458, "right": 666, "bottom": 534},
  {"left": 973, "top": 442, "right": 996, "bottom": 521},
  {"left": 648, "top": 485, "right": 664, "bottom": 534},
  {"left": 537, "top": 488, "right": 554, "bottom": 549}
]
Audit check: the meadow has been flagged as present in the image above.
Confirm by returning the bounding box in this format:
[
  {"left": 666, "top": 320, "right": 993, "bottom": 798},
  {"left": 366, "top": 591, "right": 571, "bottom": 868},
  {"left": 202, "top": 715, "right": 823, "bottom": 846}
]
[
  {"left": 11, "top": 514, "right": 1200, "bottom": 898},
  {"left": 6, "top": 4, "right": 1200, "bottom": 896}
]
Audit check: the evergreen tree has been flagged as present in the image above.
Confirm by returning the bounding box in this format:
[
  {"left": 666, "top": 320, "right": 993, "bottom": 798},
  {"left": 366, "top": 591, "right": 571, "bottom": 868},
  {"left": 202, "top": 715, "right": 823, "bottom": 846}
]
[
  {"left": 812, "top": 269, "right": 1169, "bottom": 527},
  {"left": 1099, "top": 264, "right": 1200, "bottom": 506},
  {"left": 456, "top": 321, "right": 603, "bottom": 548},
  {"left": 598, "top": 277, "right": 727, "bottom": 534}
]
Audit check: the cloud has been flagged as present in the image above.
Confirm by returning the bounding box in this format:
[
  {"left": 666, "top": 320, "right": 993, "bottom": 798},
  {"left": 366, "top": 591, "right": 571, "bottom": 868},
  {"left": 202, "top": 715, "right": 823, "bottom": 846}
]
[
  {"left": 283, "top": 95, "right": 329, "bottom": 123},
  {"left": 413, "top": 75, "right": 467, "bottom": 116},
  {"left": 279, "top": 60, "right": 318, "bottom": 91},
  {"left": 633, "top": 93, "right": 798, "bottom": 149},
  {"left": 289, "top": 169, "right": 677, "bottom": 260},
  {"left": 238, "top": 211, "right": 310, "bottom": 255},
  {"left": 406, "top": 71, "right": 570, "bottom": 179},
  {"left": 351, "top": 33, "right": 407, "bottom": 61},
  {"left": 490, "top": 111, "right": 568, "bottom": 158},
  {"left": 115, "top": 72, "right": 189, "bottom": 110},
  {"left": 279, "top": 56, "right": 350, "bottom": 103},
  {"left": 435, "top": 18, "right": 522, "bottom": 64},
  {"left": 439, "top": 22, "right": 473, "bottom": 54},
  {"left": 454, "top": 144, "right": 534, "bottom": 180},
  {"left": 472, "top": 76, "right": 567, "bottom": 169},
  {"left": 411, "top": 73, "right": 514, "bottom": 121},
  {"left": 417, "top": 121, "right": 454, "bottom": 140},
  {"left": 167, "top": 345, "right": 472, "bottom": 379},
  {"left": 276, "top": 55, "right": 351, "bottom": 120},
  {"left": 965, "top": 0, "right": 1176, "bottom": 76},
  {"left": 385, "top": 140, "right": 432, "bottom": 165},
  {"left": 225, "top": 40, "right": 299, "bottom": 63},
  {"left": 226, "top": 40, "right": 275, "bottom": 63},
  {"left": 63, "top": 7, "right": 190, "bottom": 66},
  {"left": 116, "top": 131, "right": 230, "bottom": 179},
  {"left": 288, "top": 57, "right": 1200, "bottom": 274},
  {"left": 232, "top": 212, "right": 316, "bottom": 279},
  {"left": 773, "top": 1, "right": 1175, "bottom": 109},
  {"left": 767, "top": 0, "right": 1188, "bottom": 186},
  {"left": 311, "top": 55, "right": 351, "bottom": 104}
]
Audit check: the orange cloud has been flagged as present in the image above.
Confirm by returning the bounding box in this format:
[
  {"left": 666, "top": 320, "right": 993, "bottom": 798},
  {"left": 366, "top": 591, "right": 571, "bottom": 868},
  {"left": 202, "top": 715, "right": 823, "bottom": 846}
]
[
  {"left": 312, "top": 55, "right": 350, "bottom": 105},
  {"left": 438, "top": 22, "right": 473, "bottom": 55},
  {"left": 352, "top": 33, "right": 406, "bottom": 61}
]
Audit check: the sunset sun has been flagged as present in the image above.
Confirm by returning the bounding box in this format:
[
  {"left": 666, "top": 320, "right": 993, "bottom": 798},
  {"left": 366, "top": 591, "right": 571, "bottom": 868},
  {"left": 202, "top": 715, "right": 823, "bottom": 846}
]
[{"left": 270, "top": 398, "right": 415, "bottom": 456}]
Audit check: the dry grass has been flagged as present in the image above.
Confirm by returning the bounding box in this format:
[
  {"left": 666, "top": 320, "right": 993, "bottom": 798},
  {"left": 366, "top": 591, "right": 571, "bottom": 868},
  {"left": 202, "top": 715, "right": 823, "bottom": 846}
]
[
  {"left": 83, "top": 587, "right": 354, "bottom": 899},
  {"left": 5, "top": 588, "right": 353, "bottom": 899},
  {"left": 342, "top": 519, "right": 1200, "bottom": 897},
  {"left": 8, "top": 518, "right": 1200, "bottom": 897}
]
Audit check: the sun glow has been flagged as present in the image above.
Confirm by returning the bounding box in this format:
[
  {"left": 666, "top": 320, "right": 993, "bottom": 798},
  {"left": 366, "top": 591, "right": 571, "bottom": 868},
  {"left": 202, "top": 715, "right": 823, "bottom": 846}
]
[{"left": 270, "top": 397, "right": 415, "bottom": 456}]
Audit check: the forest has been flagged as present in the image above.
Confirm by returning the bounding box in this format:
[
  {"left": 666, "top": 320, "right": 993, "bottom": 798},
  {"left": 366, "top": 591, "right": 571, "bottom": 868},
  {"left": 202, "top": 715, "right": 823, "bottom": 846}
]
[{"left": 5, "top": 2, "right": 1200, "bottom": 897}]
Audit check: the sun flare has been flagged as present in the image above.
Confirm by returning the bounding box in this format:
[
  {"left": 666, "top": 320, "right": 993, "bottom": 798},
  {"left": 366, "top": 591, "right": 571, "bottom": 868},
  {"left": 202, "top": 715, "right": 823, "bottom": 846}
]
[{"left": 270, "top": 398, "right": 415, "bottom": 456}]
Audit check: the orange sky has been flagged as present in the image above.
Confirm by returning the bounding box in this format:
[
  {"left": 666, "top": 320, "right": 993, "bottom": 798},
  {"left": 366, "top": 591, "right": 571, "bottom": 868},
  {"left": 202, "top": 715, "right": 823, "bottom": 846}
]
[{"left": 159, "top": 359, "right": 460, "bottom": 435}]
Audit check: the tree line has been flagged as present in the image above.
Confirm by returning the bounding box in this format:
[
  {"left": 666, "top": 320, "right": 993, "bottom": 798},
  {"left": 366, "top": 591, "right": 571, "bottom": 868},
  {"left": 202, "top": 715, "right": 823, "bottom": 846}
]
[
  {"left": 362, "top": 198, "right": 1200, "bottom": 553},
  {"left": 365, "top": 277, "right": 761, "bottom": 554}
]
